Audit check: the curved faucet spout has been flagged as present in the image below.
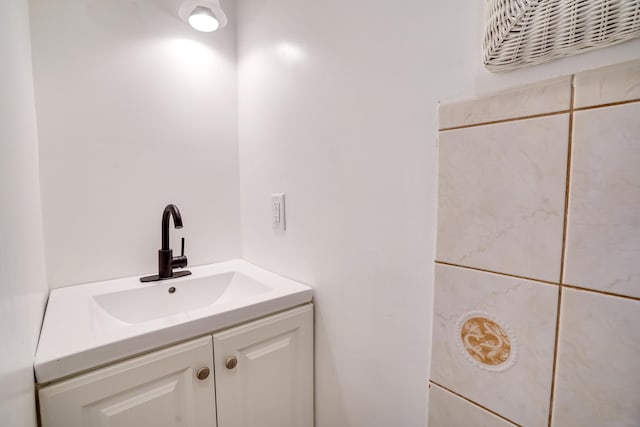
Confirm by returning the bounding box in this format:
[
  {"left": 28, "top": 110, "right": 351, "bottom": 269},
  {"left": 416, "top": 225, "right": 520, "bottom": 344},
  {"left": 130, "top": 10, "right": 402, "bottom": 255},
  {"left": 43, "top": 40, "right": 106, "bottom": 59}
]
[{"left": 162, "top": 204, "right": 183, "bottom": 250}]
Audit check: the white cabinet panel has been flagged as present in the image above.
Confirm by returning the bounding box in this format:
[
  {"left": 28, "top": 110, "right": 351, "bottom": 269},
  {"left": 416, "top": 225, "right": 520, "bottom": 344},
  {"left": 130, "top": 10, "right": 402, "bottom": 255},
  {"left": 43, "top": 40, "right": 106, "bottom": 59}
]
[
  {"left": 213, "top": 304, "right": 313, "bottom": 427},
  {"left": 39, "top": 336, "right": 216, "bottom": 427}
]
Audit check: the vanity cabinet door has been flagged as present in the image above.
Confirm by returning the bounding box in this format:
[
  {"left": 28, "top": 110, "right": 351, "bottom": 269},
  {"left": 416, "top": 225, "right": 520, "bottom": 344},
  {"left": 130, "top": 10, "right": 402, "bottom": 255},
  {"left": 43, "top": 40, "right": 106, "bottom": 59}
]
[
  {"left": 38, "top": 336, "right": 216, "bottom": 427},
  {"left": 213, "top": 304, "right": 313, "bottom": 427}
]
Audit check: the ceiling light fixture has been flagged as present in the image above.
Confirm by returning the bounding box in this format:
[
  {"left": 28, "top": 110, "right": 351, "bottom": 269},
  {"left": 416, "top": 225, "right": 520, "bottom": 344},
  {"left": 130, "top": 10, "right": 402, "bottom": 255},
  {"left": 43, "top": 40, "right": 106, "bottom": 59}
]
[{"left": 179, "top": 0, "right": 228, "bottom": 33}]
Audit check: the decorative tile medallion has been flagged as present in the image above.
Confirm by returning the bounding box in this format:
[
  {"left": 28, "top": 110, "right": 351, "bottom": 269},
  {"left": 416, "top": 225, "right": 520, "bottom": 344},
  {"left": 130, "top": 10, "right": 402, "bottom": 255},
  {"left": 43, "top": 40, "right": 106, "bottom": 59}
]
[{"left": 456, "top": 311, "right": 518, "bottom": 372}]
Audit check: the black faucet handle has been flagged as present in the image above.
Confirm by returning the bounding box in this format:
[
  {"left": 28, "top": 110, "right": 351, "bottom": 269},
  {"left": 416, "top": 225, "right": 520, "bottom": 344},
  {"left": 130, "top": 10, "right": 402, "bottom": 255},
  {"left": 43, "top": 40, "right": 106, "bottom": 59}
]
[{"left": 172, "top": 237, "right": 188, "bottom": 269}]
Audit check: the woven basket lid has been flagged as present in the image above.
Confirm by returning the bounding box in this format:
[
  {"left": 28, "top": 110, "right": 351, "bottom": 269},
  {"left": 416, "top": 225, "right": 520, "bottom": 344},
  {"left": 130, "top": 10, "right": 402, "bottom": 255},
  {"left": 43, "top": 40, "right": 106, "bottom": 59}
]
[{"left": 483, "top": 0, "right": 640, "bottom": 72}]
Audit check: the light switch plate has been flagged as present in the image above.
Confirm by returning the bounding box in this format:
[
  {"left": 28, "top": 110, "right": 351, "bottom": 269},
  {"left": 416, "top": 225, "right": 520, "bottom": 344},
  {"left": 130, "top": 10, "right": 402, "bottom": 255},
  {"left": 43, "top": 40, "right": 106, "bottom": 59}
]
[{"left": 271, "top": 193, "right": 285, "bottom": 230}]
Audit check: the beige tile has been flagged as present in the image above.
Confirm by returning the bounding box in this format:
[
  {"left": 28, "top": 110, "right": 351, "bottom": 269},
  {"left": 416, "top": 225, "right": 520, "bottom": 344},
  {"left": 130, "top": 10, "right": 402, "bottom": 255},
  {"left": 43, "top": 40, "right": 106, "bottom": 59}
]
[
  {"left": 552, "top": 289, "right": 640, "bottom": 427},
  {"left": 564, "top": 103, "right": 640, "bottom": 298},
  {"left": 439, "top": 76, "right": 571, "bottom": 129},
  {"left": 436, "top": 115, "right": 568, "bottom": 282},
  {"left": 574, "top": 59, "right": 640, "bottom": 108},
  {"left": 428, "top": 383, "right": 516, "bottom": 427},
  {"left": 431, "top": 264, "right": 558, "bottom": 427}
]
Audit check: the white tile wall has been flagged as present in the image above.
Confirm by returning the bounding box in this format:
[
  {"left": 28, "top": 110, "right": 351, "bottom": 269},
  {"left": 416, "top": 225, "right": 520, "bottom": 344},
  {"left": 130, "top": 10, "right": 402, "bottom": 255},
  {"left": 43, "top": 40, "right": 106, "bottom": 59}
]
[
  {"left": 431, "top": 264, "right": 558, "bottom": 427},
  {"left": 437, "top": 115, "right": 568, "bottom": 282},
  {"left": 564, "top": 102, "right": 640, "bottom": 299},
  {"left": 428, "top": 383, "right": 517, "bottom": 427},
  {"left": 552, "top": 289, "right": 640, "bottom": 427},
  {"left": 432, "top": 58, "right": 640, "bottom": 427},
  {"left": 574, "top": 59, "right": 640, "bottom": 108},
  {"left": 439, "top": 76, "right": 571, "bottom": 129}
]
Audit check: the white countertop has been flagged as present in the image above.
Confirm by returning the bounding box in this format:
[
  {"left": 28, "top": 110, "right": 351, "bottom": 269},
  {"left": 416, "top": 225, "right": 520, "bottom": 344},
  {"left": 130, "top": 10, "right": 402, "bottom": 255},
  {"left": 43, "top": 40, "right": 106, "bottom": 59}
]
[{"left": 34, "top": 260, "right": 312, "bottom": 383}]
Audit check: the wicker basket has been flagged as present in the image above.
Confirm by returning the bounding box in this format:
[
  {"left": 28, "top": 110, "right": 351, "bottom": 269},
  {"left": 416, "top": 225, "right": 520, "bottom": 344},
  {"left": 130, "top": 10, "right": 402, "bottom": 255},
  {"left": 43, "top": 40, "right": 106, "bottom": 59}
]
[{"left": 483, "top": 0, "right": 640, "bottom": 72}]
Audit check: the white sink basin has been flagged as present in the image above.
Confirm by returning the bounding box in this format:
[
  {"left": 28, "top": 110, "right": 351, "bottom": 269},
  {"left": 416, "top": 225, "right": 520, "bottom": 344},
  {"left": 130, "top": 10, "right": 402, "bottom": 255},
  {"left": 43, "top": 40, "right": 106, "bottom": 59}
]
[
  {"left": 93, "top": 273, "right": 270, "bottom": 324},
  {"left": 35, "top": 260, "right": 312, "bottom": 383}
]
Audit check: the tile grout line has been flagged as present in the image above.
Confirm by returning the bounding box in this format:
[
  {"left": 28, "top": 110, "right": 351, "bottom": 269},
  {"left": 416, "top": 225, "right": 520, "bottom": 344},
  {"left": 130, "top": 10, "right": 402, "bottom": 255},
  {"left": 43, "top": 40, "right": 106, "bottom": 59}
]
[
  {"left": 434, "top": 260, "right": 559, "bottom": 286},
  {"left": 547, "top": 74, "right": 576, "bottom": 427},
  {"left": 429, "top": 380, "right": 523, "bottom": 427},
  {"left": 439, "top": 110, "right": 569, "bottom": 132},
  {"left": 573, "top": 97, "right": 640, "bottom": 112},
  {"left": 439, "top": 97, "right": 640, "bottom": 132},
  {"left": 562, "top": 284, "right": 640, "bottom": 302},
  {"left": 547, "top": 287, "right": 563, "bottom": 427},
  {"left": 434, "top": 260, "right": 640, "bottom": 301}
]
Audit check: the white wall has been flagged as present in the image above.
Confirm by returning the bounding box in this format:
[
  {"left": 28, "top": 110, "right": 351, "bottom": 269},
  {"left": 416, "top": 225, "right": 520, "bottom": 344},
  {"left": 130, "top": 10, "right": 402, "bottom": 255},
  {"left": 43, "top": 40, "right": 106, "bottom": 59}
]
[
  {"left": 236, "top": 1, "right": 468, "bottom": 425},
  {"left": 236, "top": 1, "right": 640, "bottom": 427},
  {"left": 0, "top": 0, "right": 49, "bottom": 425},
  {"left": 29, "top": 0, "right": 241, "bottom": 289}
]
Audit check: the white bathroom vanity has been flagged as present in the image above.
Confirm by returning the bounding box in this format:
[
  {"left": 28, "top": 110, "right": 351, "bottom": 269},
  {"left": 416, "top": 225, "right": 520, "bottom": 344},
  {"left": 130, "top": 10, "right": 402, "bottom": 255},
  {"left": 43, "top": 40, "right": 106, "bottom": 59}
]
[{"left": 34, "top": 260, "right": 314, "bottom": 427}]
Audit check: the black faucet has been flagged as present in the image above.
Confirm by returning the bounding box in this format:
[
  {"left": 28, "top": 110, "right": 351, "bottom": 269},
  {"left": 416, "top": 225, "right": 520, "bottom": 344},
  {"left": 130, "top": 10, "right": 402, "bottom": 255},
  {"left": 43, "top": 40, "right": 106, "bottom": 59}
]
[{"left": 140, "top": 204, "right": 192, "bottom": 282}]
